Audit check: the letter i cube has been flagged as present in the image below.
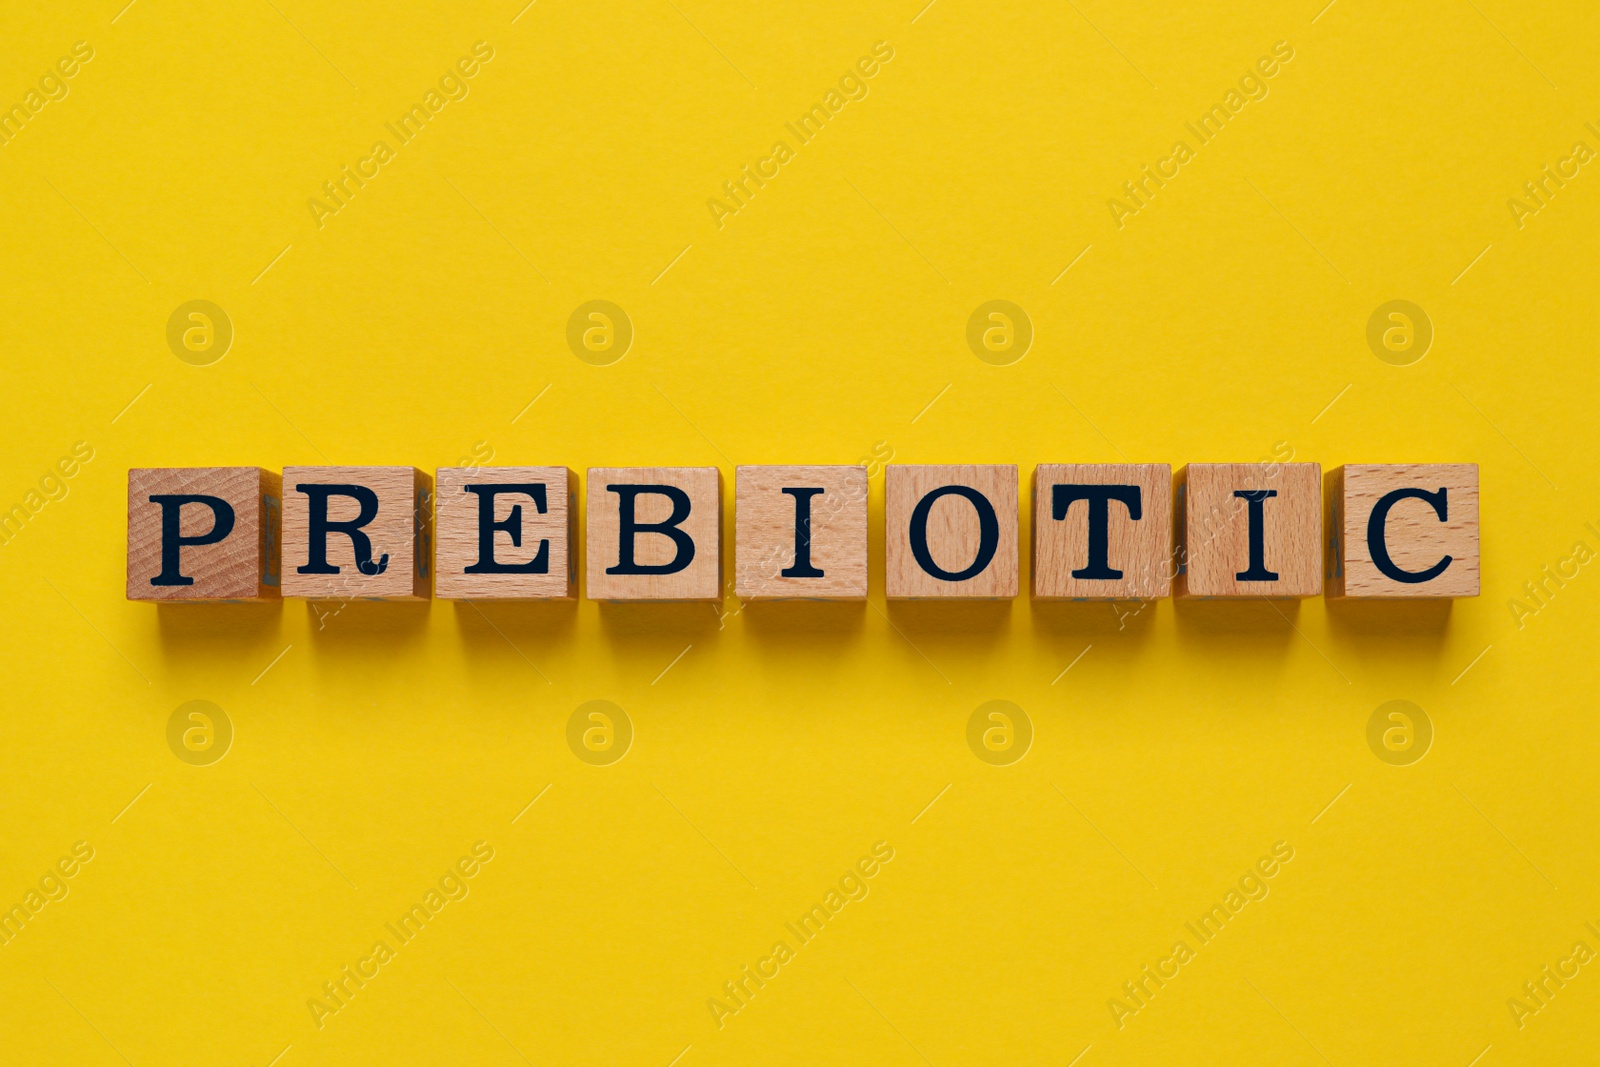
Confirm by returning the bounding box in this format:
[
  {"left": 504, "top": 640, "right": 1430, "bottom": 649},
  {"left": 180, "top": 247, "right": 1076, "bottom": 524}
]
[
  {"left": 1176, "top": 463, "right": 1321, "bottom": 598},
  {"left": 735, "top": 465, "right": 868, "bottom": 600}
]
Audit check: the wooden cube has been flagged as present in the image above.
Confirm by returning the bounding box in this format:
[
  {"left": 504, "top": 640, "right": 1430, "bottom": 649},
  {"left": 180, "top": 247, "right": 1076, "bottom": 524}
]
[
  {"left": 1176, "top": 463, "right": 1321, "bottom": 598},
  {"left": 1327, "top": 463, "right": 1479, "bottom": 598},
  {"left": 282, "top": 466, "right": 431, "bottom": 600},
  {"left": 127, "top": 467, "right": 281, "bottom": 601},
  {"left": 586, "top": 467, "right": 721, "bottom": 601},
  {"left": 885, "top": 465, "right": 1018, "bottom": 599},
  {"left": 735, "top": 465, "right": 868, "bottom": 600},
  {"left": 435, "top": 467, "right": 574, "bottom": 599},
  {"left": 1033, "top": 463, "right": 1171, "bottom": 599}
]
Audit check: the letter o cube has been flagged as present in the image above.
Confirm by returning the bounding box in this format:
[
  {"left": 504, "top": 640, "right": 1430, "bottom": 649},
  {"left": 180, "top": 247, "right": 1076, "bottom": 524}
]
[{"left": 886, "top": 464, "right": 1018, "bottom": 599}]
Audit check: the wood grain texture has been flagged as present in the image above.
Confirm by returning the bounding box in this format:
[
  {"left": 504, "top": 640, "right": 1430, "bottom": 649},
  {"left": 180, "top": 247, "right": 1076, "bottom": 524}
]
[
  {"left": 1327, "top": 463, "right": 1479, "bottom": 598},
  {"left": 885, "top": 464, "right": 1018, "bottom": 599},
  {"left": 281, "top": 466, "right": 431, "bottom": 600},
  {"left": 127, "top": 467, "right": 281, "bottom": 601},
  {"left": 1032, "top": 463, "right": 1172, "bottom": 599},
  {"left": 585, "top": 467, "right": 721, "bottom": 601},
  {"left": 735, "top": 465, "right": 868, "bottom": 600},
  {"left": 435, "top": 466, "right": 574, "bottom": 599},
  {"left": 1176, "top": 462, "right": 1322, "bottom": 599}
]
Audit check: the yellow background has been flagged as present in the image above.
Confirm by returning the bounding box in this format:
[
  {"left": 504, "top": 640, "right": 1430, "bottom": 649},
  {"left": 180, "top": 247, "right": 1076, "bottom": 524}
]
[{"left": 2, "top": 0, "right": 1598, "bottom": 1063}]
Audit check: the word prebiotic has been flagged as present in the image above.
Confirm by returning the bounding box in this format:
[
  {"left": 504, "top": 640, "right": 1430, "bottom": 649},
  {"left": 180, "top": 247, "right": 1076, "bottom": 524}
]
[{"left": 126, "top": 461, "right": 1480, "bottom": 603}]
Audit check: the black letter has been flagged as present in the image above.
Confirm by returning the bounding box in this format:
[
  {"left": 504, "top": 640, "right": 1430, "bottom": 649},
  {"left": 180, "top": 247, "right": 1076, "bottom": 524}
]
[
  {"left": 1233, "top": 490, "right": 1278, "bottom": 581},
  {"left": 909, "top": 486, "right": 999, "bottom": 582},
  {"left": 780, "top": 487, "right": 825, "bottom": 578},
  {"left": 148, "top": 494, "right": 235, "bottom": 586},
  {"left": 606, "top": 484, "right": 695, "bottom": 575},
  {"left": 295, "top": 484, "right": 389, "bottom": 575},
  {"left": 1368, "top": 486, "right": 1451, "bottom": 584},
  {"left": 1051, "top": 484, "right": 1142, "bottom": 579},
  {"left": 462, "top": 483, "right": 549, "bottom": 574}
]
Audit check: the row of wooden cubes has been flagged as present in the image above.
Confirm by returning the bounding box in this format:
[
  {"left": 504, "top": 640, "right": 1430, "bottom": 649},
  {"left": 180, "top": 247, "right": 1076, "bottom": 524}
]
[{"left": 127, "top": 463, "right": 1478, "bottom": 602}]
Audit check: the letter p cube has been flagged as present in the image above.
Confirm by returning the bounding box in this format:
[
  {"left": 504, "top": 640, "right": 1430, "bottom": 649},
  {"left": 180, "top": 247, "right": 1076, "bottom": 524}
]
[{"left": 127, "top": 467, "right": 281, "bottom": 601}]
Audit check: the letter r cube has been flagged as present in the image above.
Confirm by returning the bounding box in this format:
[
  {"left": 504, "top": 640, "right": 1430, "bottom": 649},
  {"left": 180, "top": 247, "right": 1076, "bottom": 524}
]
[{"left": 282, "top": 466, "right": 431, "bottom": 600}]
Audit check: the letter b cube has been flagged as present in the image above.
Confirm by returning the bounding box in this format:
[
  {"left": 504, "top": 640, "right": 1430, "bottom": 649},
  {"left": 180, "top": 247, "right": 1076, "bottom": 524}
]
[{"left": 586, "top": 467, "right": 722, "bottom": 601}]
